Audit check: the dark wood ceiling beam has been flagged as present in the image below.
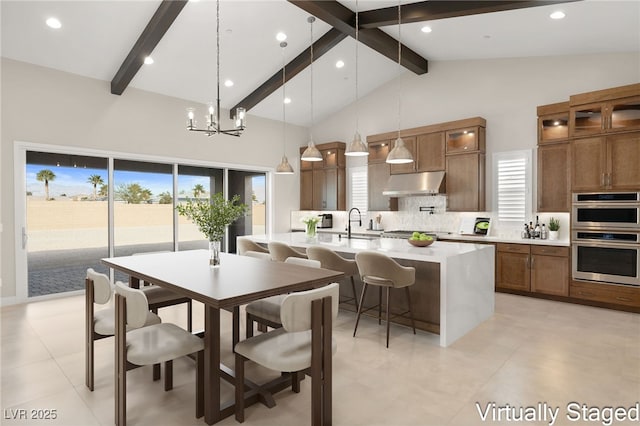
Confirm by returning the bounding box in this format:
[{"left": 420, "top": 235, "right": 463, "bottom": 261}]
[
  {"left": 289, "top": 0, "right": 428, "bottom": 75},
  {"left": 359, "top": 0, "right": 581, "bottom": 28},
  {"left": 229, "top": 28, "right": 347, "bottom": 118},
  {"left": 111, "top": 0, "right": 188, "bottom": 95}
]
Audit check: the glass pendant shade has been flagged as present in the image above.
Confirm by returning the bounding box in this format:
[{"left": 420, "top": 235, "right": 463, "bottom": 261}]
[
  {"left": 275, "top": 155, "right": 294, "bottom": 174},
  {"left": 386, "top": 137, "right": 414, "bottom": 164},
  {"left": 345, "top": 132, "right": 368, "bottom": 156},
  {"left": 301, "top": 141, "right": 322, "bottom": 161}
]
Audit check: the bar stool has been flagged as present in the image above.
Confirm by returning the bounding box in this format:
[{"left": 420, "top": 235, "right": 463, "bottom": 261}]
[
  {"left": 306, "top": 246, "right": 360, "bottom": 311},
  {"left": 267, "top": 241, "right": 307, "bottom": 262},
  {"left": 353, "top": 251, "right": 417, "bottom": 348},
  {"left": 237, "top": 237, "right": 269, "bottom": 255}
]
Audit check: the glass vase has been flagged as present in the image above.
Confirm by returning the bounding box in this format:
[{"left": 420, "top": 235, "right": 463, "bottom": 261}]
[
  {"left": 209, "top": 240, "right": 221, "bottom": 267},
  {"left": 305, "top": 222, "right": 317, "bottom": 238}
]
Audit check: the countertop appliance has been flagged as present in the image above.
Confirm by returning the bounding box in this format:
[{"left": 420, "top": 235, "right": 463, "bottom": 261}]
[
  {"left": 317, "top": 213, "right": 333, "bottom": 228},
  {"left": 571, "top": 192, "right": 640, "bottom": 286}
]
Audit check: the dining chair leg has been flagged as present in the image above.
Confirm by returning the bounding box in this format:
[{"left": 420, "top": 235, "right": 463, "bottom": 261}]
[
  {"left": 350, "top": 276, "right": 359, "bottom": 311},
  {"left": 378, "top": 287, "right": 382, "bottom": 325},
  {"left": 292, "top": 371, "right": 302, "bottom": 393},
  {"left": 164, "top": 360, "right": 173, "bottom": 391},
  {"left": 153, "top": 363, "right": 161, "bottom": 381},
  {"left": 196, "top": 351, "right": 204, "bottom": 419},
  {"left": 258, "top": 323, "right": 267, "bottom": 333},
  {"left": 234, "top": 353, "right": 245, "bottom": 423},
  {"left": 386, "top": 287, "right": 391, "bottom": 348},
  {"left": 321, "top": 296, "right": 333, "bottom": 426},
  {"left": 233, "top": 306, "right": 240, "bottom": 348},
  {"left": 311, "top": 299, "right": 322, "bottom": 426},
  {"left": 115, "top": 295, "right": 127, "bottom": 426},
  {"left": 245, "top": 314, "right": 254, "bottom": 339},
  {"left": 187, "top": 301, "right": 193, "bottom": 332},
  {"left": 353, "top": 283, "right": 369, "bottom": 337},
  {"left": 405, "top": 287, "right": 417, "bottom": 334},
  {"left": 85, "top": 278, "right": 94, "bottom": 391}
]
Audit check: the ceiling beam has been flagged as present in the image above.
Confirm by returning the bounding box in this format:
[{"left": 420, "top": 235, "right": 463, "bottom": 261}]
[
  {"left": 358, "top": 0, "right": 582, "bottom": 29},
  {"left": 111, "top": 0, "right": 188, "bottom": 95},
  {"left": 288, "top": 0, "right": 428, "bottom": 75},
  {"left": 230, "top": 28, "right": 347, "bottom": 118}
]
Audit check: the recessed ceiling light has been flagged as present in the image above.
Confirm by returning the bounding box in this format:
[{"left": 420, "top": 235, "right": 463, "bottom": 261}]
[
  {"left": 284, "top": 97, "right": 291, "bottom": 104},
  {"left": 421, "top": 26, "right": 432, "bottom": 33},
  {"left": 224, "top": 79, "right": 234, "bottom": 87},
  {"left": 144, "top": 56, "right": 154, "bottom": 65},
  {"left": 550, "top": 11, "right": 565, "bottom": 20},
  {"left": 276, "top": 32, "right": 287, "bottom": 42},
  {"left": 46, "top": 17, "right": 62, "bottom": 29},
  {"left": 335, "top": 60, "right": 345, "bottom": 68}
]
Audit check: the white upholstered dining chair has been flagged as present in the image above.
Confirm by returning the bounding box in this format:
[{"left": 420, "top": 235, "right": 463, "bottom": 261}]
[
  {"left": 114, "top": 282, "right": 204, "bottom": 426},
  {"left": 244, "top": 257, "right": 321, "bottom": 338},
  {"left": 234, "top": 282, "right": 339, "bottom": 424}
]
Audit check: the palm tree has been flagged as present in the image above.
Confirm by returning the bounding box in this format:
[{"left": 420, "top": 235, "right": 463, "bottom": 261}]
[
  {"left": 36, "top": 169, "right": 56, "bottom": 200},
  {"left": 87, "top": 174, "right": 104, "bottom": 200},
  {"left": 193, "top": 184, "right": 205, "bottom": 198}
]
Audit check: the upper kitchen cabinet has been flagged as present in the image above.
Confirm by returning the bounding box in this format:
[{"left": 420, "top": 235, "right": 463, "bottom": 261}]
[
  {"left": 446, "top": 126, "right": 485, "bottom": 154},
  {"left": 299, "top": 141, "right": 346, "bottom": 211},
  {"left": 572, "top": 133, "right": 640, "bottom": 191},
  {"left": 446, "top": 153, "right": 485, "bottom": 211},
  {"left": 569, "top": 83, "right": 640, "bottom": 137},
  {"left": 538, "top": 102, "right": 569, "bottom": 144},
  {"left": 416, "top": 132, "right": 446, "bottom": 172},
  {"left": 367, "top": 140, "right": 398, "bottom": 211},
  {"left": 537, "top": 102, "right": 570, "bottom": 212},
  {"left": 389, "top": 136, "right": 417, "bottom": 175}
]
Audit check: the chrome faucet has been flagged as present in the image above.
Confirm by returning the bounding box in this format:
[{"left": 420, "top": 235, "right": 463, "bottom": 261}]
[{"left": 347, "top": 207, "right": 361, "bottom": 239}]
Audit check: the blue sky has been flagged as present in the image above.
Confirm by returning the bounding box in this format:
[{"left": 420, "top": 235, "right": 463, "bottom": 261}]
[{"left": 26, "top": 165, "right": 265, "bottom": 202}]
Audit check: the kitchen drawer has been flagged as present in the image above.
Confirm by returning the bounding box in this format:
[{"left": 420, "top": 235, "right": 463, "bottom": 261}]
[
  {"left": 531, "top": 245, "right": 569, "bottom": 257},
  {"left": 497, "top": 243, "right": 530, "bottom": 254},
  {"left": 570, "top": 281, "right": 640, "bottom": 307}
]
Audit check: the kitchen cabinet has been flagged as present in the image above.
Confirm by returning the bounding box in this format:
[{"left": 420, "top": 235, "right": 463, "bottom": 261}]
[
  {"left": 445, "top": 153, "right": 485, "bottom": 211},
  {"left": 446, "top": 126, "right": 485, "bottom": 154},
  {"left": 538, "top": 143, "right": 571, "bottom": 212},
  {"left": 572, "top": 132, "right": 640, "bottom": 191},
  {"left": 299, "top": 141, "right": 346, "bottom": 210},
  {"left": 496, "top": 243, "right": 569, "bottom": 296},
  {"left": 569, "top": 83, "right": 640, "bottom": 137},
  {"left": 538, "top": 102, "right": 569, "bottom": 144},
  {"left": 570, "top": 280, "right": 640, "bottom": 308},
  {"left": 416, "top": 132, "right": 446, "bottom": 172},
  {"left": 367, "top": 140, "right": 398, "bottom": 211}
]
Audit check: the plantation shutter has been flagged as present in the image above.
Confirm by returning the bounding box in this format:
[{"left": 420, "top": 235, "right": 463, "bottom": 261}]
[
  {"left": 494, "top": 151, "right": 531, "bottom": 223},
  {"left": 350, "top": 166, "right": 368, "bottom": 214}
]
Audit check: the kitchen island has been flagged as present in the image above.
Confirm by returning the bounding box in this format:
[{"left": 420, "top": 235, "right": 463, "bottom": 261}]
[{"left": 242, "top": 233, "right": 495, "bottom": 347}]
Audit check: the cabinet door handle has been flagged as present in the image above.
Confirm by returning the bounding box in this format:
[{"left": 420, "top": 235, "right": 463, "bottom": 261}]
[
  {"left": 530, "top": 256, "right": 535, "bottom": 269},
  {"left": 601, "top": 173, "right": 605, "bottom": 188},
  {"left": 607, "top": 173, "right": 612, "bottom": 188}
]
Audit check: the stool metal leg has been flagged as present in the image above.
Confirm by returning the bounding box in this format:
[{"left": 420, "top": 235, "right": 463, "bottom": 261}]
[
  {"left": 353, "top": 283, "right": 369, "bottom": 337},
  {"left": 405, "top": 287, "right": 417, "bottom": 334},
  {"left": 386, "top": 287, "right": 391, "bottom": 348}
]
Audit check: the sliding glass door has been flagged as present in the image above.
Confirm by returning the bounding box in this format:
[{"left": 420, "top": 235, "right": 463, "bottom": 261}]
[{"left": 25, "top": 151, "right": 109, "bottom": 297}]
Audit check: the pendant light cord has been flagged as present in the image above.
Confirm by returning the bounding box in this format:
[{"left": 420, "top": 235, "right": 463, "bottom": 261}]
[
  {"left": 216, "top": 0, "right": 221, "bottom": 129},
  {"left": 309, "top": 17, "right": 315, "bottom": 142},
  {"left": 355, "top": 0, "right": 359, "bottom": 133},
  {"left": 281, "top": 42, "right": 287, "bottom": 156},
  {"left": 397, "top": 0, "right": 402, "bottom": 142}
]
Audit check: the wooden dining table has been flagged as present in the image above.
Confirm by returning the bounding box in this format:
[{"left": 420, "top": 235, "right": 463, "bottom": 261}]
[{"left": 102, "top": 249, "right": 343, "bottom": 425}]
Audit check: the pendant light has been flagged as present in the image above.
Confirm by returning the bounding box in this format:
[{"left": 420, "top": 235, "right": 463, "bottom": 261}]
[
  {"left": 275, "top": 41, "right": 294, "bottom": 174},
  {"left": 345, "top": 0, "right": 368, "bottom": 157},
  {"left": 386, "top": 2, "right": 414, "bottom": 164},
  {"left": 301, "top": 16, "right": 323, "bottom": 162}
]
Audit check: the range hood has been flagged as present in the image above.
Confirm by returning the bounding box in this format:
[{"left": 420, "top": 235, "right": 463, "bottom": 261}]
[{"left": 382, "top": 171, "right": 445, "bottom": 196}]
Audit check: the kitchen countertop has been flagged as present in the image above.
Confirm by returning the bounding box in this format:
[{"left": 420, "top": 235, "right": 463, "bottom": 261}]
[{"left": 291, "top": 227, "right": 570, "bottom": 247}]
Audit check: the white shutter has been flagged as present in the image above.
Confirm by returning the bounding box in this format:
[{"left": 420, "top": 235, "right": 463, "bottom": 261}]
[
  {"left": 349, "top": 166, "right": 368, "bottom": 214},
  {"left": 493, "top": 151, "right": 531, "bottom": 224}
]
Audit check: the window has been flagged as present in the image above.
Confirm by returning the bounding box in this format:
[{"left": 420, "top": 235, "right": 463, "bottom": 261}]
[
  {"left": 493, "top": 150, "right": 532, "bottom": 224},
  {"left": 348, "top": 165, "right": 368, "bottom": 213}
]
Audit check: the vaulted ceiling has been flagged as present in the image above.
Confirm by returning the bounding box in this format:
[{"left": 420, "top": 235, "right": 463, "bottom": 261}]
[{"left": 2, "top": 0, "right": 638, "bottom": 127}]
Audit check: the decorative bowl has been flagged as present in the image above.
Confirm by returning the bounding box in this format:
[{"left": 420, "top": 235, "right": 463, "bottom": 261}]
[{"left": 408, "top": 238, "right": 434, "bottom": 247}]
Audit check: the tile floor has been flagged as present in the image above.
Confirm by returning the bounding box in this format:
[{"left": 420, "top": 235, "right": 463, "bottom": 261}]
[{"left": 1, "top": 293, "right": 639, "bottom": 426}]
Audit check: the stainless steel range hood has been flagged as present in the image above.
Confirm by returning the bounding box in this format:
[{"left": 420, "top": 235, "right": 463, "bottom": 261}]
[{"left": 382, "top": 171, "right": 445, "bottom": 196}]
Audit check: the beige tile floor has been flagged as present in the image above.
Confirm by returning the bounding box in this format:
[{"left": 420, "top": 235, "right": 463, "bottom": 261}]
[{"left": 1, "top": 293, "right": 639, "bottom": 426}]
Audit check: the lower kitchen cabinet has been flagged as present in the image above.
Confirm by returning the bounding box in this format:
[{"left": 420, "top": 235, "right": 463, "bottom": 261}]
[
  {"left": 496, "top": 243, "right": 569, "bottom": 296},
  {"left": 570, "top": 280, "right": 640, "bottom": 308}
]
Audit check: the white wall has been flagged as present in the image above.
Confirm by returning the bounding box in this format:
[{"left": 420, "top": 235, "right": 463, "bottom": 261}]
[
  {"left": 1, "top": 58, "right": 307, "bottom": 299},
  {"left": 313, "top": 52, "right": 640, "bottom": 209}
]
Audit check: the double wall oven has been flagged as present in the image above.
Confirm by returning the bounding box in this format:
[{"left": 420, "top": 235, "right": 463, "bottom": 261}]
[{"left": 572, "top": 192, "right": 640, "bottom": 287}]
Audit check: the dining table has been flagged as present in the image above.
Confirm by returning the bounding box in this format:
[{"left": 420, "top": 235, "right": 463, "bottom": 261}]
[{"left": 102, "top": 249, "right": 343, "bottom": 425}]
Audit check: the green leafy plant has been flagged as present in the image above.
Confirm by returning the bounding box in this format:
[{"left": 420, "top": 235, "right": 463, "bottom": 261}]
[
  {"left": 176, "top": 193, "right": 248, "bottom": 242},
  {"left": 549, "top": 217, "right": 560, "bottom": 231}
]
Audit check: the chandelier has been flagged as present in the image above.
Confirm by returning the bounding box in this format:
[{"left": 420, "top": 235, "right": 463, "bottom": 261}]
[{"left": 186, "top": 0, "right": 246, "bottom": 137}]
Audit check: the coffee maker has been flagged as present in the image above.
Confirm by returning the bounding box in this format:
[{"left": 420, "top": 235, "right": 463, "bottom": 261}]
[{"left": 318, "top": 213, "right": 333, "bottom": 228}]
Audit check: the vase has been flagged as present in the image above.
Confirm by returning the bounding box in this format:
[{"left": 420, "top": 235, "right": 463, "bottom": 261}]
[
  {"left": 305, "top": 222, "right": 317, "bottom": 238},
  {"left": 209, "top": 240, "right": 221, "bottom": 266},
  {"left": 549, "top": 230, "right": 559, "bottom": 241}
]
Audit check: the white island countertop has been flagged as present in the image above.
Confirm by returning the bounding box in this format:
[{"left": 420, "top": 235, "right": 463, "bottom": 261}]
[{"left": 242, "top": 232, "right": 495, "bottom": 347}]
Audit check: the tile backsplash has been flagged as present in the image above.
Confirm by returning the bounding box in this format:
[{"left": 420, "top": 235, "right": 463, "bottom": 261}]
[{"left": 291, "top": 194, "right": 570, "bottom": 240}]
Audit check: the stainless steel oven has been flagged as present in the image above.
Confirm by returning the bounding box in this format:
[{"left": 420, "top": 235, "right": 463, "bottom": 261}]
[
  {"left": 572, "top": 230, "right": 640, "bottom": 286},
  {"left": 572, "top": 192, "right": 640, "bottom": 230}
]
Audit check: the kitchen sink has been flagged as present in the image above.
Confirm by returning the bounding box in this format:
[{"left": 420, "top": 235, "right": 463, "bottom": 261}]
[{"left": 337, "top": 234, "right": 379, "bottom": 241}]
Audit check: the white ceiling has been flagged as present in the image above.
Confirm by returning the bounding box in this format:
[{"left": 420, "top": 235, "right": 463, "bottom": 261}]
[{"left": 2, "top": 0, "right": 639, "bottom": 127}]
